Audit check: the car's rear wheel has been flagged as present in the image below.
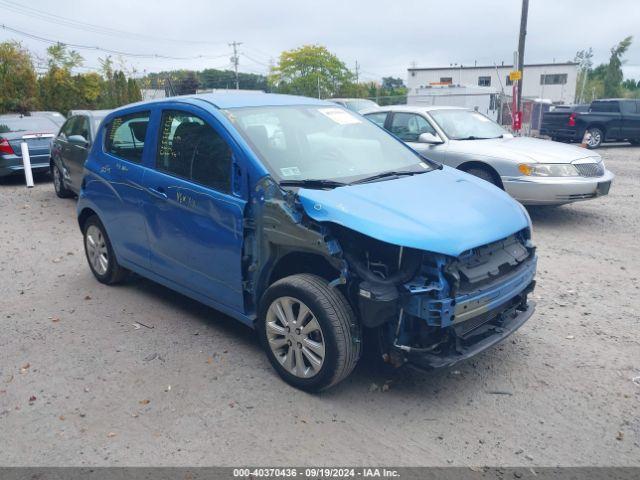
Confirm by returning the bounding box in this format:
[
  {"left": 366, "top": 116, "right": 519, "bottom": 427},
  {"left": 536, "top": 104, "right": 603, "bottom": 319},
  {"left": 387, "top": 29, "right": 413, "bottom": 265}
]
[
  {"left": 52, "top": 163, "right": 73, "bottom": 198},
  {"left": 83, "top": 215, "right": 128, "bottom": 284},
  {"left": 258, "top": 274, "right": 361, "bottom": 392},
  {"left": 629, "top": 139, "right": 640, "bottom": 145},
  {"left": 463, "top": 166, "right": 501, "bottom": 188},
  {"left": 586, "top": 127, "right": 604, "bottom": 149}
]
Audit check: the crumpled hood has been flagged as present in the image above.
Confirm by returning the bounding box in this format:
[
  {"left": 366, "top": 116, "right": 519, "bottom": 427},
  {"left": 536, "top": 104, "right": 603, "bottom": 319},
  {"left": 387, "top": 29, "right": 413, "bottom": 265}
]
[
  {"left": 297, "top": 166, "right": 530, "bottom": 257},
  {"left": 449, "top": 136, "right": 600, "bottom": 164}
]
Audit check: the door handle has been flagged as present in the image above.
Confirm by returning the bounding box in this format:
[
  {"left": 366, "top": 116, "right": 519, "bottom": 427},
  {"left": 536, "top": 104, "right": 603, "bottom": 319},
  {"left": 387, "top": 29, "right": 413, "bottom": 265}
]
[{"left": 147, "top": 186, "right": 168, "bottom": 199}]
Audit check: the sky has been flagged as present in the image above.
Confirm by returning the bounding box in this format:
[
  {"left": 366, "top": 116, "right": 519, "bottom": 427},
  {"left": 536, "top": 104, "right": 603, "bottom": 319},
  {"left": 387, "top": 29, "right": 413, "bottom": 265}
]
[{"left": 1, "top": 0, "right": 638, "bottom": 82}]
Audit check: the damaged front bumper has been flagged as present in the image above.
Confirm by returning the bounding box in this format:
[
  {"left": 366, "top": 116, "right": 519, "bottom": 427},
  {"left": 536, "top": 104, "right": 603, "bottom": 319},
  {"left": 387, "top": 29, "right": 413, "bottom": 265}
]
[
  {"left": 384, "top": 237, "right": 537, "bottom": 370},
  {"left": 407, "top": 293, "right": 535, "bottom": 370}
]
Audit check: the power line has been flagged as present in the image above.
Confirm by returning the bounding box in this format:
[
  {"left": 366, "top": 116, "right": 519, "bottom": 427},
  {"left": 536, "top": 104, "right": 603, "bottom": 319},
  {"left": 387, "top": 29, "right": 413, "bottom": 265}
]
[
  {"left": 0, "top": 24, "right": 230, "bottom": 60},
  {"left": 0, "top": 0, "right": 226, "bottom": 45}
]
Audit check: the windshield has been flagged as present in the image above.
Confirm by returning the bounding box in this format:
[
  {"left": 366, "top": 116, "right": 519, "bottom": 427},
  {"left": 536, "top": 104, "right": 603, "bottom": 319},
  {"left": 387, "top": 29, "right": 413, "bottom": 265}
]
[
  {"left": 429, "top": 109, "right": 507, "bottom": 140},
  {"left": 224, "top": 105, "right": 430, "bottom": 183},
  {"left": 0, "top": 116, "right": 60, "bottom": 134}
]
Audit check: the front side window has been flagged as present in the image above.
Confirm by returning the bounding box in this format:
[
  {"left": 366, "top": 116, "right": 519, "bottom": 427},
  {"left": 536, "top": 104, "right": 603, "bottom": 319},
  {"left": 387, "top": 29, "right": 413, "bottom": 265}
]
[
  {"left": 59, "top": 118, "right": 76, "bottom": 139},
  {"left": 389, "top": 113, "right": 436, "bottom": 142},
  {"left": 157, "top": 110, "right": 231, "bottom": 193},
  {"left": 224, "top": 105, "right": 429, "bottom": 183},
  {"left": 429, "top": 109, "right": 507, "bottom": 140},
  {"left": 105, "top": 112, "right": 150, "bottom": 163}
]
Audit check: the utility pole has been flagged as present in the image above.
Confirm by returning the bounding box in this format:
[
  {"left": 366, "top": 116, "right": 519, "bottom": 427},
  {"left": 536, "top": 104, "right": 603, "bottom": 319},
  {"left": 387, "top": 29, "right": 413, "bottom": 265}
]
[
  {"left": 229, "top": 41, "right": 243, "bottom": 90},
  {"left": 516, "top": 0, "right": 529, "bottom": 113},
  {"left": 355, "top": 60, "right": 360, "bottom": 83}
]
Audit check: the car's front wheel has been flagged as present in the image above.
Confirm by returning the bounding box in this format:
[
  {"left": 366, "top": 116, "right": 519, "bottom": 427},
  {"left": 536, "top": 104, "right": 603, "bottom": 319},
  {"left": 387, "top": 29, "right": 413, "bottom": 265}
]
[
  {"left": 258, "top": 274, "right": 361, "bottom": 392},
  {"left": 83, "top": 215, "right": 128, "bottom": 284},
  {"left": 463, "top": 166, "right": 501, "bottom": 188},
  {"left": 52, "top": 162, "right": 74, "bottom": 198}
]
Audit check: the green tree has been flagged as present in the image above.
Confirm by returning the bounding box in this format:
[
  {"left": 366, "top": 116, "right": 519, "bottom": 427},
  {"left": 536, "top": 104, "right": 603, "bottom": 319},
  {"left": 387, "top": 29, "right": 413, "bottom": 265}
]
[
  {"left": 127, "top": 78, "right": 142, "bottom": 102},
  {"left": 38, "top": 44, "right": 84, "bottom": 114},
  {"left": 269, "top": 45, "right": 355, "bottom": 98},
  {"left": 0, "top": 41, "right": 39, "bottom": 113},
  {"left": 604, "top": 36, "right": 632, "bottom": 98},
  {"left": 74, "top": 72, "right": 103, "bottom": 109},
  {"left": 176, "top": 71, "right": 199, "bottom": 95}
]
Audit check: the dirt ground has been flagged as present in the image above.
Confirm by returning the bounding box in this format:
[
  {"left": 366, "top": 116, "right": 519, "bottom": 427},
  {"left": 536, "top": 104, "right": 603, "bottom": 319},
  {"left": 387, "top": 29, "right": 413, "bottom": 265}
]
[{"left": 0, "top": 145, "right": 639, "bottom": 467}]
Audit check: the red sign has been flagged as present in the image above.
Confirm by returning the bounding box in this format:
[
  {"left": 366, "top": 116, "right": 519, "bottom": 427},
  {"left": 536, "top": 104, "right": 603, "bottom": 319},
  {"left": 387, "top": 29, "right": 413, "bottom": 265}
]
[{"left": 513, "top": 111, "right": 522, "bottom": 130}]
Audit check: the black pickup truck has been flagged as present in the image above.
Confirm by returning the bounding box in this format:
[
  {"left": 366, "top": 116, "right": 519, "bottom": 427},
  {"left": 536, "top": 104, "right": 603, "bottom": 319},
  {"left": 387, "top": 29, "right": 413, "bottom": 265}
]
[{"left": 541, "top": 98, "right": 640, "bottom": 148}]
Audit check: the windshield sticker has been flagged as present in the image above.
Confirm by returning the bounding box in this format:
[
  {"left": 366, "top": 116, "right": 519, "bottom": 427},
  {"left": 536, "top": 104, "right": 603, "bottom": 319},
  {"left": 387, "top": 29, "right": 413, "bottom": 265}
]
[
  {"left": 318, "top": 108, "right": 362, "bottom": 125},
  {"left": 280, "top": 166, "right": 301, "bottom": 177}
]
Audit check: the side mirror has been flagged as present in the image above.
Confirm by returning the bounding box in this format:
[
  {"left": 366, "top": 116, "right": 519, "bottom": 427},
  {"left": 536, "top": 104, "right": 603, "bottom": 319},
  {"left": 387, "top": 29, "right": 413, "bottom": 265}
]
[
  {"left": 418, "top": 132, "right": 443, "bottom": 144},
  {"left": 68, "top": 135, "right": 89, "bottom": 147}
]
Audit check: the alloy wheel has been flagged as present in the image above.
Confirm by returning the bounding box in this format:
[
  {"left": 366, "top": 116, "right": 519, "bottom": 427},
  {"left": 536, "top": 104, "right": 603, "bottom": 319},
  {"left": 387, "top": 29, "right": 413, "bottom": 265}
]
[
  {"left": 85, "top": 225, "right": 109, "bottom": 276},
  {"left": 588, "top": 130, "right": 601, "bottom": 148},
  {"left": 265, "top": 296, "right": 326, "bottom": 378}
]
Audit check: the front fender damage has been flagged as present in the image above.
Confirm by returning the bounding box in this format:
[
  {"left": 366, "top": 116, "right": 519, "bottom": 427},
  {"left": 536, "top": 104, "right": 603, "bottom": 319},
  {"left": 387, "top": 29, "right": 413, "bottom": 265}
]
[{"left": 243, "top": 178, "right": 536, "bottom": 370}]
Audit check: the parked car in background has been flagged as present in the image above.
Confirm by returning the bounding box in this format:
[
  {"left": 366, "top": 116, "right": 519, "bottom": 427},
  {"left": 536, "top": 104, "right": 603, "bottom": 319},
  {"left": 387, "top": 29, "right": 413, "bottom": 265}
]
[
  {"left": 51, "top": 110, "right": 111, "bottom": 197},
  {"left": 363, "top": 105, "right": 614, "bottom": 205},
  {"left": 76, "top": 93, "right": 536, "bottom": 391},
  {"left": 0, "top": 113, "right": 60, "bottom": 178},
  {"left": 330, "top": 98, "right": 379, "bottom": 113},
  {"left": 541, "top": 98, "right": 640, "bottom": 148}
]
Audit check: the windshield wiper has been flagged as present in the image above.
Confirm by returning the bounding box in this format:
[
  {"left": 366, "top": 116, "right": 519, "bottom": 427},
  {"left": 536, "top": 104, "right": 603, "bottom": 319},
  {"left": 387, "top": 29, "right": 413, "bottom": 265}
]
[
  {"left": 454, "top": 135, "right": 494, "bottom": 140},
  {"left": 279, "top": 179, "right": 347, "bottom": 189},
  {"left": 349, "top": 169, "right": 427, "bottom": 185}
]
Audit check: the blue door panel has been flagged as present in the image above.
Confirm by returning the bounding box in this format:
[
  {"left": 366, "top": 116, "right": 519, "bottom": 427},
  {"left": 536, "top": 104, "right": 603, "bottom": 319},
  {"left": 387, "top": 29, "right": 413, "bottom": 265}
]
[
  {"left": 142, "top": 168, "right": 246, "bottom": 310},
  {"left": 87, "top": 155, "right": 150, "bottom": 269}
]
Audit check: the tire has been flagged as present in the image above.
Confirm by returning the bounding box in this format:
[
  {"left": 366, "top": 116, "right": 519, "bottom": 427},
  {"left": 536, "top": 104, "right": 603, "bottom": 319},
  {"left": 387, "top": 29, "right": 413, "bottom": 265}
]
[
  {"left": 586, "top": 127, "right": 604, "bottom": 149},
  {"left": 52, "top": 162, "right": 74, "bottom": 198},
  {"left": 258, "top": 274, "right": 361, "bottom": 392},
  {"left": 463, "top": 166, "right": 501, "bottom": 188},
  {"left": 82, "top": 215, "right": 128, "bottom": 285},
  {"left": 629, "top": 139, "right": 640, "bottom": 146}
]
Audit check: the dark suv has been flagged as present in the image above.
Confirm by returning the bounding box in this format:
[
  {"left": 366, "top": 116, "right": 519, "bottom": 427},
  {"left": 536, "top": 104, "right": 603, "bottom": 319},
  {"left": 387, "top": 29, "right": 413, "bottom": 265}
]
[{"left": 51, "top": 110, "right": 110, "bottom": 197}]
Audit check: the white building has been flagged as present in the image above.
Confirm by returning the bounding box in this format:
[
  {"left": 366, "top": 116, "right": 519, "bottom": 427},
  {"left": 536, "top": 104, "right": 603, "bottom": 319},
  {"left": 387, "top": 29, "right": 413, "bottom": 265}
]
[{"left": 407, "top": 62, "right": 578, "bottom": 104}]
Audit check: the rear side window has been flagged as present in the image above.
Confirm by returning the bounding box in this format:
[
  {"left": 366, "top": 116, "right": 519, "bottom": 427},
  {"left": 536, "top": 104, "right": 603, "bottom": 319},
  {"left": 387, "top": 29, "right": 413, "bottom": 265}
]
[
  {"left": 157, "top": 110, "right": 231, "bottom": 193},
  {"left": 105, "top": 112, "right": 150, "bottom": 163},
  {"left": 590, "top": 101, "right": 619, "bottom": 113}
]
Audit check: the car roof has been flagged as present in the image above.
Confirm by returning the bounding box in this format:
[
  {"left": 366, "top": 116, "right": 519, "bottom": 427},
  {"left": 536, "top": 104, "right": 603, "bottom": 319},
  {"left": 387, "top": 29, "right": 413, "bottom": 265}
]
[
  {"left": 109, "top": 93, "right": 333, "bottom": 115},
  {"left": 68, "top": 109, "right": 112, "bottom": 118},
  {"left": 360, "top": 105, "right": 469, "bottom": 115}
]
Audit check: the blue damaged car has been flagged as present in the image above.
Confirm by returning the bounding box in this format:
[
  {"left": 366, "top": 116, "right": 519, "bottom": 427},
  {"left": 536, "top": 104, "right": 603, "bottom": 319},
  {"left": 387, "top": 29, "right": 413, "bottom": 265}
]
[{"left": 76, "top": 93, "right": 537, "bottom": 391}]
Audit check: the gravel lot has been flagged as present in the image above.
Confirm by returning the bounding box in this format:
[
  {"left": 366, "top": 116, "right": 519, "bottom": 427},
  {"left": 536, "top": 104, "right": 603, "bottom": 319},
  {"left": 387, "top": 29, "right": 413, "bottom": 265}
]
[{"left": 1, "top": 145, "right": 639, "bottom": 467}]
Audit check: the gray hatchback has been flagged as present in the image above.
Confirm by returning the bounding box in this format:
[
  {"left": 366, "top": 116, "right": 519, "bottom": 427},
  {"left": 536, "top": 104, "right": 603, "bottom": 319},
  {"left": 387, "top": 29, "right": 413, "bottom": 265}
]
[{"left": 51, "top": 110, "right": 110, "bottom": 197}]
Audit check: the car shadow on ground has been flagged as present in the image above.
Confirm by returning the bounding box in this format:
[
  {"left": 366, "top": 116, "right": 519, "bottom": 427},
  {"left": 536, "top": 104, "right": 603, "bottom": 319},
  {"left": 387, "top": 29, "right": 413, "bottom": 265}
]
[
  {"left": 526, "top": 204, "right": 607, "bottom": 227},
  {"left": 99, "top": 272, "right": 528, "bottom": 399},
  {"left": 0, "top": 171, "right": 51, "bottom": 186}
]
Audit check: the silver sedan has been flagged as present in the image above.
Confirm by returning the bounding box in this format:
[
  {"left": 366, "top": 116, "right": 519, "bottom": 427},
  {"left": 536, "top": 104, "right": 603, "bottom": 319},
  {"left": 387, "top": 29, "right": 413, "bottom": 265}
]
[{"left": 363, "top": 105, "right": 614, "bottom": 206}]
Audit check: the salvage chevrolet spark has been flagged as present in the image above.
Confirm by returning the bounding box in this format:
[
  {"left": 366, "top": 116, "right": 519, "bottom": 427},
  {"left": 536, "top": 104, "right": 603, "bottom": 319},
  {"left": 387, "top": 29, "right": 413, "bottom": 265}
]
[{"left": 77, "top": 93, "right": 537, "bottom": 391}]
